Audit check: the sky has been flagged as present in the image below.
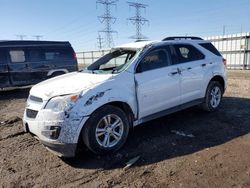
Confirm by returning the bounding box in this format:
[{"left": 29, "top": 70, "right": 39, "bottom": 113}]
[{"left": 0, "top": 0, "right": 250, "bottom": 51}]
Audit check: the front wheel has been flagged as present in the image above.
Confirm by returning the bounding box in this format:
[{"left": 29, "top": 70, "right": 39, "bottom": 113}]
[
  {"left": 202, "top": 81, "right": 223, "bottom": 112},
  {"left": 82, "top": 105, "right": 130, "bottom": 154}
]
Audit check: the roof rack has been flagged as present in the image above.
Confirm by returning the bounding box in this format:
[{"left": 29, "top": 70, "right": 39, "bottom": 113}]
[
  {"left": 0, "top": 40, "right": 71, "bottom": 47},
  {"left": 162, "top": 36, "right": 204, "bottom": 41},
  {"left": 135, "top": 39, "right": 149, "bottom": 42}
]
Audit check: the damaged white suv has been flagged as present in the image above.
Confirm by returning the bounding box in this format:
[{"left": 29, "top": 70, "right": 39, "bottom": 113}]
[{"left": 23, "top": 37, "right": 227, "bottom": 157}]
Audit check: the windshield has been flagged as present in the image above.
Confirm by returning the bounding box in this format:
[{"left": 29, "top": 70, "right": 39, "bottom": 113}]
[{"left": 80, "top": 49, "right": 138, "bottom": 74}]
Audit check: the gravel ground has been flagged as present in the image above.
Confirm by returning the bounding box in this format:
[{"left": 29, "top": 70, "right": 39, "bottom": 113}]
[{"left": 0, "top": 70, "right": 250, "bottom": 188}]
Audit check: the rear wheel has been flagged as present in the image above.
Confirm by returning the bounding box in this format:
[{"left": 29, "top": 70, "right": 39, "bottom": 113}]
[
  {"left": 202, "top": 81, "right": 223, "bottom": 112},
  {"left": 82, "top": 105, "right": 130, "bottom": 154}
]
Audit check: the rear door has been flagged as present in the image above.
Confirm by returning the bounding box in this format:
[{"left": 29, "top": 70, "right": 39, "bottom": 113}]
[
  {"left": 27, "top": 47, "right": 50, "bottom": 83},
  {"left": 0, "top": 48, "right": 10, "bottom": 87},
  {"left": 171, "top": 44, "right": 206, "bottom": 104},
  {"left": 40, "top": 46, "right": 77, "bottom": 74},
  {"left": 7, "top": 48, "right": 32, "bottom": 86},
  {"left": 135, "top": 46, "right": 181, "bottom": 119}
]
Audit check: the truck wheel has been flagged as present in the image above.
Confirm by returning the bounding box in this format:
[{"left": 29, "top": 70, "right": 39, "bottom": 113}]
[
  {"left": 202, "top": 81, "right": 223, "bottom": 112},
  {"left": 82, "top": 105, "right": 130, "bottom": 154}
]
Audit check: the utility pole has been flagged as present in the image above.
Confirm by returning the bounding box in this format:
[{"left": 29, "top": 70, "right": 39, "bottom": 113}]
[
  {"left": 223, "top": 25, "right": 226, "bottom": 36},
  {"left": 97, "top": 34, "right": 104, "bottom": 49},
  {"left": 33, "top": 35, "right": 43, "bottom": 41},
  {"left": 127, "top": 1, "right": 149, "bottom": 40},
  {"left": 97, "top": 0, "right": 118, "bottom": 48},
  {"left": 16, "top": 35, "right": 26, "bottom": 40}
]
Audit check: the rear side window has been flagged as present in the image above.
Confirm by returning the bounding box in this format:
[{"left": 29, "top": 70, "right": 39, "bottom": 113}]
[
  {"left": 9, "top": 50, "right": 26, "bottom": 63},
  {"left": 0, "top": 50, "right": 6, "bottom": 64},
  {"left": 29, "top": 50, "right": 43, "bottom": 62},
  {"left": 173, "top": 44, "right": 205, "bottom": 64},
  {"left": 43, "top": 49, "right": 73, "bottom": 61},
  {"left": 29, "top": 48, "right": 74, "bottom": 62},
  {"left": 199, "top": 43, "right": 221, "bottom": 56}
]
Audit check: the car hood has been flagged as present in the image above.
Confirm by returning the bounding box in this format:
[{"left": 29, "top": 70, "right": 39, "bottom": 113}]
[{"left": 30, "top": 72, "right": 113, "bottom": 100}]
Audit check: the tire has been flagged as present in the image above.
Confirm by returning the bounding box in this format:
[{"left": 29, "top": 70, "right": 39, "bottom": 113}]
[
  {"left": 82, "top": 105, "right": 130, "bottom": 154},
  {"left": 201, "top": 81, "right": 223, "bottom": 112}
]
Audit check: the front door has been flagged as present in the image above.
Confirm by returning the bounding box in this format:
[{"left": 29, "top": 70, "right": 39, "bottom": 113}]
[
  {"left": 0, "top": 49, "right": 10, "bottom": 88},
  {"left": 7, "top": 48, "right": 31, "bottom": 86},
  {"left": 135, "top": 46, "right": 181, "bottom": 119}
]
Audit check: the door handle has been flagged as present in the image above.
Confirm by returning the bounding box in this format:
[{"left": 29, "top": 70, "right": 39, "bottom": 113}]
[
  {"left": 170, "top": 68, "right": 181, "bottom": 76},
  {"left": 187, "top": 67, "right": 192, "bottom": 70},
  {"left": 170, "top": 71, "right": 179, "bottom": 75},
  {"left": 201, "top": 63, "right": 206, "bottom": 67}
]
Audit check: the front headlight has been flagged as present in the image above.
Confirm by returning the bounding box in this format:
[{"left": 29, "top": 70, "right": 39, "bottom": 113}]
[{"left": 45, "top": 94, "right": 79, "bottom": 112}]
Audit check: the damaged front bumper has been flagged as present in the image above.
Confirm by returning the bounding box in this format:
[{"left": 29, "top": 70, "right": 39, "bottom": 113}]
[
  {"left": 23, "top": 108, "right": 89, "bottom": 157},
  {"left": 41, "top": 140, "right": 77, "bottom": 158}
]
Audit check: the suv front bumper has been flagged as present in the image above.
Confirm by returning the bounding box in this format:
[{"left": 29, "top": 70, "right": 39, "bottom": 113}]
[{"left": 23, "top": 109, "right": 89, "bottom": 157}]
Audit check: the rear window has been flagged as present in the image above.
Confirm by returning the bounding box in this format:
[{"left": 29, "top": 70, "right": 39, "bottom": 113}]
[{"left": 199, "top": 43, "right": 221, "bottom": 56}]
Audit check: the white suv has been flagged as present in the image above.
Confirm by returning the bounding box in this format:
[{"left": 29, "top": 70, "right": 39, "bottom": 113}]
[{"left": 23, "top": 37, "right": 227, "bottom": 157}]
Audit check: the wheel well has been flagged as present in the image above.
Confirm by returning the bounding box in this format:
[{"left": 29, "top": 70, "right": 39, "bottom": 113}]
[
  {"left": 210, "top": 76, "right": 225, "bottom": 93},
  {"left": 77, "top": 101, "right": 135, "bottom": 152},
  {"left": 106, "top": 101, "right": 135, "bottom": 128},
  {"left": 51, "top": 71, "right": 65, "bottom": 77}
]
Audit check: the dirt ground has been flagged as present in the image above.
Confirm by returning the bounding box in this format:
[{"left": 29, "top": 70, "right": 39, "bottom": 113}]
[{"left": 0, "top": 70, "right": 250, "bottom": 188}]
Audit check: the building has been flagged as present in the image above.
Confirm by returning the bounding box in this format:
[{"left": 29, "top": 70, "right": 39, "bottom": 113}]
[
  {"left": 205, "top": 32, "right": 250, "bottom": 69},
  {"left": 77, "top": 32, "right": 250, "bottom": 70}
]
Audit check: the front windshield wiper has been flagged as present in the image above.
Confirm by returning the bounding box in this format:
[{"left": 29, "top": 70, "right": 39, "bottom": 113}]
[{"left": 79, "top": 68, "right": 96, "bottom": 74}]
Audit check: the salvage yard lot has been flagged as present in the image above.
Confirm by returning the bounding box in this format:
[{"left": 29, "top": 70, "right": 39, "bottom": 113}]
[{"left": 0, "top": 70, "right": 250, "bottom": 188}]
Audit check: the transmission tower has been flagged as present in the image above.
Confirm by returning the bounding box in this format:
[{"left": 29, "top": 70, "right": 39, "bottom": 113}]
[
  {"left": 97, "top": 0, "right": 118, "bottom": 48},
  {"left": 127, "top": 1, "right": 149, "bottom": 40},
  {"left": 97, "top": 34, "right": 104, "bottom": 49},
  {"left": 16, "top": 35, "right": 26, "bottom": 40},
  {"left": 33, "top": 35, "right": 43, "bottom": 41}
]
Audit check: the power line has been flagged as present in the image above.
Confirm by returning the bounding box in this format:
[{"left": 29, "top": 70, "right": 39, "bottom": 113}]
[
  {"left": 16, "top": 35, "right": 26, "bottom": 40},
  {"left": 127, "top": 1, "right": 149, "bottom": 40},
  {"left": 97, "top": 0, "right": 118, "bottom": 48},
  {"left": 33, "top": 35, "right": 43, "bottom": 41},
  {"left": 97, "top": 34, "right": 104, "bottom": 49},
  {"left": 223, "top": 25, "right": 226, "bottom": 35}
]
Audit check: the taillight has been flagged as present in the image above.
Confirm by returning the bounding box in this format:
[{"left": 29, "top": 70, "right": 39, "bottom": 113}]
[
  {"left": 73, "top": 52, "right": 77, "bottom": 60},
  {"left": 223, "top": 58, "right": 227, "bottom": 66}
]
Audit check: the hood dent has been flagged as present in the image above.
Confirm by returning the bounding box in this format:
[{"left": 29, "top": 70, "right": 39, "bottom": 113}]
[{"left": 30, "top": 72, "right": 112, "bottom": 100}]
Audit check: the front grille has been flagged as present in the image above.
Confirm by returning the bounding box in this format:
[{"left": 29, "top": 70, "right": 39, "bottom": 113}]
[
  {"left": 26, "top": 109, "right": 38, "bottom": 119},
  {"left": 29, "top": 95, "right": 43, "bottom": 103}
]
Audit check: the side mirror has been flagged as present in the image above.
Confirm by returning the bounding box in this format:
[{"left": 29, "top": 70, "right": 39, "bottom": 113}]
[{"left": 136, "top": 64, "right": 143, "bottom": 73}]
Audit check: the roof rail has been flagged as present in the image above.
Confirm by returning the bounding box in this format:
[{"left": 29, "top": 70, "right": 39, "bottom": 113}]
[
  {"left": 162, "top": 36, "right": 204, "bottom": 41},
  {"left": 135, "top": 39, "right": 149, "bottom": 42}
]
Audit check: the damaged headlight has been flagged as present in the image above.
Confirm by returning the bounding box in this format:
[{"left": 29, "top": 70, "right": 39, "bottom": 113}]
[{"left": 45, "top": 94, "right": 80, "bottom": 112}]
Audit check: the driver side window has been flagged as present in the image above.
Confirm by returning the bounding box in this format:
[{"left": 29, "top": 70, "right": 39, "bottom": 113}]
[
  {"left": 137, "top": 48, "right": 170, "bottom": 73},
  {"left": 100, "top": 53, "right": 127, "bottom": 69}
]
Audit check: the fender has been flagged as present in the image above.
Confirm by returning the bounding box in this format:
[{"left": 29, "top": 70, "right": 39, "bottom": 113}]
[
  {"left": 66, "top": 71, "right": 138, "bottom": 143},
  {"left": 202, "top": 62, "right": 226, "bottom": 97}
]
